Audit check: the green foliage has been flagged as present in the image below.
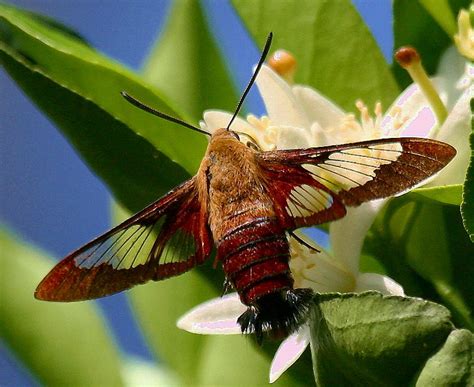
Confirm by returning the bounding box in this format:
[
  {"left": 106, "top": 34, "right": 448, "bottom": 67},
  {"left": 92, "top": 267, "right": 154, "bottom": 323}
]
[
  {"left": 310, "top": 292, "right": 473, "bottom": 386},
  {"left": 0, "top": 2, "right": 204, "bottom": 180},
  {"left": 409, "top": 184, "right": 462, "bottom": 206},
  {"left": 367, "top": 201, "right": 474, "bottom": 331},
  {"left": 130, "top": 271, "right": 218, "bottom": 385},
  {"left": 416, "top": 329, "right": 474, "bottom": 386},
  {"left": 0, "top": 47, "right": 188, "bottom": 212},
  {"left": 231, "top": 0, "right": 399, "bottom": 111},
  {"left": 392, "top": 0, "right": 469, "bottom": 89},
  {"left": 195, "top": 335, "right": 309, "bottom": 387},
  {"left": 461, "top": 98, "right": 474, "bottom": 241},
  {"left": 142, "top": 0, "right": 238, "bottom": 122},
  {"left": 419, "top": 0, "right": 457, "bottom": 36},
  {"left": 406, "top": 204, "right": 474, "bottom": 330},
  {"left": 0, "top": 228, "right": 123, "bottom": 386}
]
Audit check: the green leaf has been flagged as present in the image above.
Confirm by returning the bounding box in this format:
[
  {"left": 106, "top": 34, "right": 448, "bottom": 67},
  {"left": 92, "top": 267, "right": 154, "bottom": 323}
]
[
  {"left": 310, "top": 292, "right": 454, "bottom": 386},
  {"left": 14, "top": 6, "right": 90, "bottom": 45},
  {"left": 416, "top": 329, "right": 474, "bottom": 386},
  {"left": 0, "top": 3, "right": 206, "bottom": 176},
  {"left": 231, "top": 0, "right": 399, "bottom": 111},
  {"left": 196, "top": 336, "right": 271, "bottom": 386},
  {"left": 393, "top": 0, "right": 449, "bottom": 89},
  {"left": 406, "top": 203, "right": 474, "bottom": 330},
  {"left": 129, "top": 271, "right": 218, "bottom": 386},
  {"left": 359, "top": 253, "right": 387, "bottom": 275},
  {"left": 121, "top": 356, "right": 180, "bottom": 386},
  {"left": 142, "top": 0, "right": 237, "bottom": 122},
  {"left": 461, "top": 98, "right": 474, "bottom": 241},
  {"left": 419, "top": 0, "right": 457, "bottom": 36},
  {"left": 392, "top": 0, "right": 469, "bottom": 89},
  {"left": 441, "top": 205, "right": 474, "bottom": 328},
  {"left": 0, "top": 227, "right": 123, "bottom": 386},
  {"left": 196, "top": 335, "right": 308, "bottom": 387},
  {"left": 1, "top": 45, "right": 188, "bottom": 213},
  {"left": 408, "top": 184, "right": 462, "bottom": 206},
  {"left": 369, "top": 200, "right": 474, "bottom": 331},
  {"left": 404, "top": 203, "right": 452, "bottom": 287}
]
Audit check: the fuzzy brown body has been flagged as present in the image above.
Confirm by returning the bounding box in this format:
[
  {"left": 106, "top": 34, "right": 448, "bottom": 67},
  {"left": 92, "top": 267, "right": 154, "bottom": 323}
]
[{"left": 197, "top": 129, "right": 294, "bottom": 308}]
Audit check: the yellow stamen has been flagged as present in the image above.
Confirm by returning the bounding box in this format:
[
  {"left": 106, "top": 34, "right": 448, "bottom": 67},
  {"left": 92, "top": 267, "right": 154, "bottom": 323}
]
[
  {"left": 374, "top": 102, "right": 382, "bottom": 117},
  {"left": 356, "top": 100, "right": 370, "bottom": 125},
  {"left": 454, "top": 9, "right": 474, "bottom": 61},
  {"left": 268, "top": 49, "right": 297, "bottom": 83},
  {"left": 395, "top": 46, "right": 448, "bottom": 126},
  {"left": 392, "top": 106, "right": 407, "bottom": 130},
  {"left": 247, "top": 114, "right": 270, "bottom": 131},
  {"left": 374, "top": 102, "right": 383, "bottom": 129}
]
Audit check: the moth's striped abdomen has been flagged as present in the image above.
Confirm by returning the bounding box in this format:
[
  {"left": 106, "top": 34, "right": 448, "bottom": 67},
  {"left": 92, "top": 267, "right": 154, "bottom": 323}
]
[{"left": 218, "top": 216, "right": 293, "bottom": 305}]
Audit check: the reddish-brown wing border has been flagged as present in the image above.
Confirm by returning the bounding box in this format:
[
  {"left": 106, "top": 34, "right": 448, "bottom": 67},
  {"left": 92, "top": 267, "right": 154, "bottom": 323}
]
[{"left": 35, "top": 178, "right": 213, "bottom": 301}]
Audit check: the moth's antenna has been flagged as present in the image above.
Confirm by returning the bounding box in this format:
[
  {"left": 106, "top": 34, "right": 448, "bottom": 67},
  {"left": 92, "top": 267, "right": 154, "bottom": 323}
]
[
  {"left": 120, "top": 91, "right": 210, "bottom": 137},
  {"left": 226, "top": 32, "right": 273, "bottom": 131}
]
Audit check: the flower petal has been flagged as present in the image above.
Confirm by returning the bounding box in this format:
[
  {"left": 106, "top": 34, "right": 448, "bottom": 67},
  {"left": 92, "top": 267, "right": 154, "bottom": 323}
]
[
  {"left": 176, "top": 293, "right": 245, "bottom": 335},
  {"left": 355, "top": 273, "right": 405, "bottom": 296},
  {"left": 292, "top": 85, "right": 345, "bottom": 129},
  {"left": 436, "top": 46, "right": 469, "bottom": 110},
  {"left": 202, "top": 110, "right": 249, "bottom": 134},
  {"left": 329, "top": 200, "right": 386, "bottom": 275},
  {"left": 428, "top": 89, "right": 472, "bottom": 186},
  {"left": 269, "top": 326, "right": 310, "bottom": 383},
  {"left": 267, "top": 125, "right": 313, "bottom": 150},
  {"left": 289, "top": 234, "right": 354, "bottom": 293},
  {"left": 385, "top": 82, "right": 436, "bottom": 138},
  {"left": 256, "top": 65, "right": 310, "bottom": 128}
]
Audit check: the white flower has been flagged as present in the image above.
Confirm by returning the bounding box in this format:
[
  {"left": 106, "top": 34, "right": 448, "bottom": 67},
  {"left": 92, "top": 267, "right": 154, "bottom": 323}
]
[{"left": 184, "top": 47, "right": 471, "bottom": 383}]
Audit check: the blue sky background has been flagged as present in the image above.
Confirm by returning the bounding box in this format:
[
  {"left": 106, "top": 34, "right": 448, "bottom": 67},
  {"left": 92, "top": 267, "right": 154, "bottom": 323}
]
[{"left": 0, "top": 0, "right": 392, "bottom": 384}]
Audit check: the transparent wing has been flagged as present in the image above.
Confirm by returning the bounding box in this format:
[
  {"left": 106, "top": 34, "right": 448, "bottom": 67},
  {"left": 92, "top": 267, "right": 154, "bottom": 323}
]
[
  {"left": 35, "top": 178, "right": 213, "bottom": 301},
  {"left": 257, "top": 137, "right": 455, "bottom": 228}
]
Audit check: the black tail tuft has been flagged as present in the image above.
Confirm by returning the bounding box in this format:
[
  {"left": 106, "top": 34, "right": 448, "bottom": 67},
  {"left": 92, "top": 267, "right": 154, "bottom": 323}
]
[{"left": 237, "top": 288, "right": 314, "bottom": 344}]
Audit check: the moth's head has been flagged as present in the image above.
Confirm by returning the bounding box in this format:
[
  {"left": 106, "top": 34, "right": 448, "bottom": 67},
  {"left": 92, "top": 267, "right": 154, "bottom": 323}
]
[
  {"left": 212, "top": 127, "right": 239, "bottom": 140},
  {"left": 210, "top": 128, "right": 242, "bottom": 147},
  {"left": 211, "top": 128, "right": 260, "bottom": 151}
]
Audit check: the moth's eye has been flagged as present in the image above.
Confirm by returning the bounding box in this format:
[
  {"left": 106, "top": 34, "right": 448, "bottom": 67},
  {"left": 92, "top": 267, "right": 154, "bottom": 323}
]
[
  {"left": 246, "top": 141, "right": 259, "bottom": 151},
  {"left": 229, "top": 131, "right": 240, "bottom": 140}
]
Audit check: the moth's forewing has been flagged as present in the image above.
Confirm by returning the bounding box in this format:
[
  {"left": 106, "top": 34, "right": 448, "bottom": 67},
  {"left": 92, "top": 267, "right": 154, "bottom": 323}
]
[
  {"left": 257, "top": 137, "right": 456, "bottom": 227},
  {"left": 35, "top": 178, "right": 212, "bottom": 301}
]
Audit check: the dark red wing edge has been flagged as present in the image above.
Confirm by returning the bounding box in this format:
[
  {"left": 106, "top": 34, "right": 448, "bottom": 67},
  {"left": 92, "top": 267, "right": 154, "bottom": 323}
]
[
  {"left": 262, "top": 137, "right": 456, "bottom": 164},
  {"left": 35, "top": 178, "right": 213, "bottom": 301}
]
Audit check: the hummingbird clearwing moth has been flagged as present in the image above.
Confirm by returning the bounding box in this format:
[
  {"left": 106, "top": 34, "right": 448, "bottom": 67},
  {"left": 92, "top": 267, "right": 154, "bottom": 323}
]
[{"left": 35, "top": 33, "right": 456, "bottom": 343}]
